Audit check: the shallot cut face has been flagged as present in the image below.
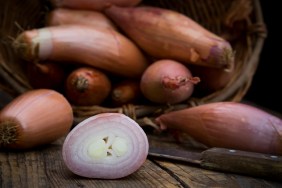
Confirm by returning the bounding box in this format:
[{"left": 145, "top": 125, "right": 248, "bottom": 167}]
[{"left": 62, "top": 113, "right": 149, "bottom": 179}]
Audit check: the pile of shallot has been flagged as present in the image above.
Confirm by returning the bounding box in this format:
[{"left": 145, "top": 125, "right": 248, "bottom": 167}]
[
  {"left": 6, "top": 0, "right": 282, "bottom": 180},
  {"left": 13, "top": 1, "right": 235, "bottom": 107}
]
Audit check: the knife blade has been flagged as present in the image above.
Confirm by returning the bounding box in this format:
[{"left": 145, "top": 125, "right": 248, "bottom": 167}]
[{"left": 148, "top": 147, "right": 282, "bottom": 180}]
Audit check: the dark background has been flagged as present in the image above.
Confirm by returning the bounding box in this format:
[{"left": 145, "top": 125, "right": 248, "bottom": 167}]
[{"left": 244, "top": 1, "right": 281, "bottom": 112}]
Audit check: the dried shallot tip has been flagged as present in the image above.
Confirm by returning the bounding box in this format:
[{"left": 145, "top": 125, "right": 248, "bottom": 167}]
[
  {"left": 65, "top": 67, "right": 112, "bottom": 106},
  {"left": 162, "top": 76, "right": 200, "bottom": 90},
  {"left": 50, "top": 0, "right": 142, "bottom": 11},
  {"left": 140, "top": 59, "right": 199, "bottom": 104},
  {"left": 62, "top": 113, "right": 149, "bottom": 179},
  {"left": 0, "top": 89, "right": 73, "bottom": 150},
  {"left": 46, "top": 8, "right": 117, "bottom": 30},
  {"left": 104, "top": 5, "right": 235, "bottom": 69},
  {"left": 13, "top": 25, "right": 149, "bottom": 78},
  {"left": 155, "top": 102, "right": 282, "bottom": 155}
]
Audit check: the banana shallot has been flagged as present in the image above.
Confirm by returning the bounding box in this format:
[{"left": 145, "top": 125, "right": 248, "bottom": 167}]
[
  {"left": 155, "top": 102, "right": 282, "bottom": 155},
  {"left": 105, "top": 5, "right": 234, "bottom": 70}
]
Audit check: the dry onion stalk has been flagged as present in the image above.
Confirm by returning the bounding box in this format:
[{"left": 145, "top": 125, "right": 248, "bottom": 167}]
[
  {"left": 0, "top": 89, "right": 73, "bottom": 150},
  {"left": 62, "top": 113, "right": 149, "bottom": 179}
]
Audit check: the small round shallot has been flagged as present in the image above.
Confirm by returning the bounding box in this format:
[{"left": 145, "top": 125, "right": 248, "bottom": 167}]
[
  {"left": 0, "top": 89, "right": 73, "bottom": 150},
  {"left": 64, "top": 67, "right": 111, "bottom": 106},
  {"left": 62, "top": 113, "right": 149, "bottom": 179},
  {"left": 140, "top": 59, "right": 200, "bottom": 104}
]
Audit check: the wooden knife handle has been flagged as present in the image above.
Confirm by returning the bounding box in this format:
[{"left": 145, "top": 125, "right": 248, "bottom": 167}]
[{"left": 201, "top": 148, "right": 282, "bottom": 180}]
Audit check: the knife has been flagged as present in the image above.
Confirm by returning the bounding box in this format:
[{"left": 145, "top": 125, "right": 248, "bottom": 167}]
[{"left": 148, "top": 147, "right": 282, "bottom": 180}]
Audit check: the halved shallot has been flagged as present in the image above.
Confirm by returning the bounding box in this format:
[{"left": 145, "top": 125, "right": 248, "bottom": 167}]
[{"left": 62, "top": 113, "right": 149, "bottom": 179}]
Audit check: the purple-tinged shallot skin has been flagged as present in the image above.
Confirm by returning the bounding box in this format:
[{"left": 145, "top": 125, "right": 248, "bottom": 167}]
[
  {"left": 155, "top": 102, "right": 282, "bottom": 155},
  {"left": 104, "top": 5, "right": 235, "bottom": 69},
  {"left": 140, "top": 59, "right": 200, "bottom": 104},
  {"left": 62, "top": 113, "right": 149, "bottom": 179}
]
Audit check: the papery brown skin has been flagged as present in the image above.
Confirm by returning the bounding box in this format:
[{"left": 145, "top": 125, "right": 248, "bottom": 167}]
[
  {"left": 155, "top": 102, "right": 282, "bottom": 155},
  {"left": 65, "top": 67, "right": 112, "bottom": 106},
  {"left": 26, "top": 61, "right": 66, "bottom": 90},
  {"left": 13, "top": 25, "right": 149, "bottom": 78},
  {"left": 110, "top": 80, "right": 141, "bottom": 106},
  {"left": 140, "top": 59, "right": 200, "bottom": 104},
  {"left": 105, "top": 6, "right": 234, "bottom": 70},
  {"left": 51, "top": 0, "right": 142, "bottom": 11},
  {"left": 46, "top": 8, "right": 117, "bottom": 30},
  {"left": 0, "top": 89, "right": 73, "bottom": 150}
]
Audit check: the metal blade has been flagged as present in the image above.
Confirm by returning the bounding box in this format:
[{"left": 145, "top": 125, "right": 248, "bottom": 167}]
[{"left": 148, "top": 147, "right": 202, "bottom": 165}]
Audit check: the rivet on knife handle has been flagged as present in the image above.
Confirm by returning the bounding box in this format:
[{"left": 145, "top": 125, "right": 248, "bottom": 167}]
[{"left": 200, "top": 148, "right": 282, "bottom": 180}]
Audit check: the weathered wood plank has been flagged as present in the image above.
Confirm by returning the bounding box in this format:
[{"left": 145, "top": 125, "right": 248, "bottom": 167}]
[
  {"left": 151, "top": 160, "right": 282, "bottom": 188},
  {"left": 0, "top": 140, "right": 183, "bottom": 188}
]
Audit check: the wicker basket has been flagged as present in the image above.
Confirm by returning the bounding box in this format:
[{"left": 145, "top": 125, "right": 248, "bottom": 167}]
[{"left": 0, "top": 0, "right": 267, "bottom": 124}]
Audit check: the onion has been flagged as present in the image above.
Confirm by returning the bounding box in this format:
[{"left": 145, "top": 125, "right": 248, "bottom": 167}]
[
  {"left": 64, "top": 67, "right": 112, "bottom": 106},
  {"left": 105, "top": 5, "right": 234, "bottom": 70},
  {"left": 46, "top": 8, "right": 117, "bottom": 30},
  {"left": 110, "top": 80, "right": 141, "bottom": 106},
  {"left": 155, "top": 102, "right": 282, "bottom": 155},
  {"left": 0, "top": 89, "right": 73, "bottom": 150},
  {"left": 140, "top": 59, "right": 200, "bottom": 104},
  {"left": 189, "top": 64, "right": 235, "bottom": 96},
  {"left": 13, "top": 25, "right": 149, "bottom": 78},
  {"left": 62, "top": 113, "right": 149, "bottom": 179},
  {"left": 26, "top": 61, "right": 66, "bottom": 90},
  {"left": 51, "top": 0, "right": 142, "bottom": 11}
]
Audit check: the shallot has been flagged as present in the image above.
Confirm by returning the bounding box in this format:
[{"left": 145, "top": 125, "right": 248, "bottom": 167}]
[
  {"left": 155, "top": 102, "right": 282, "bottom": 155},
  {"left": 64, "top": 67, "right": 112, "bottom": 106},
  {"left": 140, "top": 59, "right": 200, "bottom": 104},
  {"left": 110, "top": 80, "right": 141, "bottom": 106},
  {"left": 0, "top": 89, "right": 73, "bottom": 150},
  {"left": 13, "top": 25, "right": 149, "bottom": 78},
  {"left": 62, "top": 113, "right": 149, "bottom": 179},
  {"left": 46, "top": 8, "right": 117, "bottom": 30},
  {"left": 105, "top": 5, "right": 234, "bottom": 70}
]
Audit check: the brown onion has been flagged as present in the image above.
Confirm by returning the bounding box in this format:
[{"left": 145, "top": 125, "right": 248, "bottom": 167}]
[
  {"left": 0, "top": 89, "right": 73, "bottom": 150},
  {"left": 62, "top": 113, "right": 149, "bottom": 179},
  {"left": 105, "top": 5, "right": 234, "bottom": 70},
  {"left": 65, "top": 67, "right": 112, "bottom": 106},
  {"left": 140, "top": 59, "right": 200, "bottom": 104},
  {"left": 155, "top": 102, "right": 282, "bottom": 155}
]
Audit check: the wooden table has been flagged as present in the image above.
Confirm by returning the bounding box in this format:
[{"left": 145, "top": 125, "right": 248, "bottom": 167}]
[
  {"left": 0, "top": 91, "right": 281, "bottom": 187},
  {"left": 1, "top": 131, "right": 281, "bottom": 188}
]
